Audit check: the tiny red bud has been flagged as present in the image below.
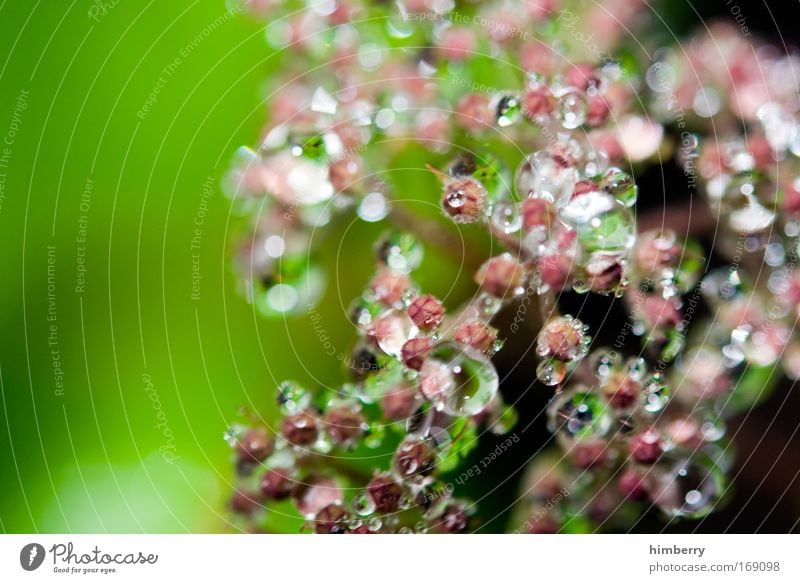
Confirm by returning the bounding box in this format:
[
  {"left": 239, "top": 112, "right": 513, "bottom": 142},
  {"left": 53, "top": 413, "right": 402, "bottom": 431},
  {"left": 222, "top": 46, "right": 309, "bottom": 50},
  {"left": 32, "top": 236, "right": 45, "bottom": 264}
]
[
  {"left": 323, "top": 406, "right": 365, "bottom": 445},
  {"left": 618, "top": 469, "right": 648, "bottom": 501},
  {"left": 526, "top": 514, "right": 560, "bottom": 534},
  {"left": 313, "top": 503, "right": 350, "bottom": 534},
  {"left": 570, "top": 440, "right": 607, "bottom": 469},
  {"left": 401, "top": 336, "right": 433, "bottom": 370},
  {"left": 260, "top": 468, "right": 294, "bottom": 500},
  {"left": 602, "top": 372, "right": 640, "bottom": 409},
  {"left": 454, "top": 320, "right": 498, "bottom": 354},
  {"left": 442, "top": 177, "right": 488, "bottom": 223},
  {"left": 394, "top": 437, "right": 437, "bottom": 479},
  {"left": 230, "top": 490, "right": 260, "bottom": 515},
  {"left": 521, "top": 198, "right": 555, "bottom": 230},
  {"left": 282, "top": 410, "right": 320, "bottom": 446},
  {"left": 431, "top": 503, "right": 469, "bottom": 533},
  {"left": 475, "top": 254, "right": 526, "bottom": 298},
  {"left": 381, "top": 382, "right": 420, "bottom": 420},
  {"left": 366, "top": 474, "right": 405, "bottom": 513},
  {"left": 237, "top": 428, "right": 274, "bottom": 464},
  {"left": 522, "top": 85, "right": 555, "bottom": 120},
  {"left": 629, "top": 428, "right": 663, "bottom": 464},
  {"left": 572, "top": 179, "right": 599, "bottom": 199},
  {"left": 537, "top": 316, "right": 586, "bottom": 362},
  {"left": 408, "top": 294, "right": 445, "bottom": 330}
]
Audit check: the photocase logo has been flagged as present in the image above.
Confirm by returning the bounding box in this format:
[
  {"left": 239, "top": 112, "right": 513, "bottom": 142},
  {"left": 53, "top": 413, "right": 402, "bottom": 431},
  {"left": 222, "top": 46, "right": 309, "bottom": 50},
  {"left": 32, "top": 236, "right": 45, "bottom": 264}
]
[{"left": 19, "top": 543, "right": 46, "bottom": 571}]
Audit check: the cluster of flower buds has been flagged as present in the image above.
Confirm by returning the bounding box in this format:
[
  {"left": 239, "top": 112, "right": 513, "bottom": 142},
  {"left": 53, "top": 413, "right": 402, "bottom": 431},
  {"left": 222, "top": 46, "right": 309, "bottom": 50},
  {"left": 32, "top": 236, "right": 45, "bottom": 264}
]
[
  {"left": 511, "top": 346, "right": 729, "bottom": 532},
  {"left": 653, "top": 25, "right": 800, "bottom": 382},
  {"left": 228, "top": 230, "right": 520, "bottom": 533},
  {"left": 225, "top": 0, "right": 664, "bottom": 319}
]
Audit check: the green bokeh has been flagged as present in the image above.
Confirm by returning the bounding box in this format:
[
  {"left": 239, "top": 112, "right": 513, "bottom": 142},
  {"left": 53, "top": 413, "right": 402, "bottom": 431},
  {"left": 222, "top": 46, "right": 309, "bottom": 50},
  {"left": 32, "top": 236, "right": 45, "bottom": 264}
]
[{"left": 0, "top": 0, "right": 306, "bottom": 533}]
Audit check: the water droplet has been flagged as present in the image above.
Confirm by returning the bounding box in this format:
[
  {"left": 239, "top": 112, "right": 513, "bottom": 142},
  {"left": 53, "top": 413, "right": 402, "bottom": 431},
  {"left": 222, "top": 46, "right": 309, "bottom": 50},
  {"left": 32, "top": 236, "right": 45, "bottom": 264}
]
[
  {"left": 418, "top": 342, "right": 499, "bottom": 416},
  {"left": 277, "top": 380, "right": 312, "bottom": 414},
  {"left": 493, "top": 94, "right": 522, "bottom": 127},
  {"left": 643, "top": 372, "right": 669, "bottom": 413},
  {"left": 548, "top": 390, "right": 612, "bottom": 440},
  {"left": 370, "top": 309, "right": 419, "bottom": 357},
  {"left": 649, "top": 454, "right": 724, "bottom": 519},
  {"left": 491, "top": 201, "right": 523, "bottom": 234},
  {"left": 353, "top": 492, "right": 376, "bottom": 517},
  {"left": 536, "top": 359, "right": 567, "bottom": 386},
  {"left": 603, "top": 168, "right": 638, "bottom": 207},
  {"left": 375, "top": 231, "right": 423, "bottom": 273},
  {"left": 556, "top": 90, "right": 588, "bottom": 129}
]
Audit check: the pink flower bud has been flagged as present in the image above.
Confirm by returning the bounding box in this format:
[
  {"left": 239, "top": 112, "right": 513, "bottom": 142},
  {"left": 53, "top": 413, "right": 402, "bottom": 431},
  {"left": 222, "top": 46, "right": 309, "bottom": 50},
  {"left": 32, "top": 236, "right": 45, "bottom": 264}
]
[
  {"left": 328, "top": 156, "right": 362, "bottom": 194},
  {"left": 565, "top": 63, "right": 600, "bottom": 91},
  {"left": 381, "top": 382, "right": 420, "bottom": 420},
  {"left": 369, "top": 269, "right": 412, "bottom": 306},
  {"left": 237, "top": 427, "right": 274, "bottom": 464},
  {"left": 323, "top": 406, "right": 365, "bottom": 445},
  {"left": 456, "top": 93, "right": 495, "bottom": 132},
  {"left": 618, "top": 469, "right": 647, "bottom": 501},
  {"left": 313, "top": 503, "right": 350, "bottom": 533},
  {"left": 639, "top": 295, "right": 682, "bottom": 329},
  {"left": 401, "top": 336, "right": 433, "bottom": 370},
  {"left": 521, "top": 198, "right": 556, "bottom": 230},
  {"left": 586, "top": 94, "right": 611, "bottom": 126},
  {"left": 408, "top": 294, "right": 445, "bottom": 330},
  {"left": 260, "top": 468, "right": 294, "bottom": 500},
  {"left": 437, "top": 27, "right": 476, "bottom": 61},
  {"left": 367, "top": 474, "right": 405, "bottom": 513},
  {"left": 634, "top": 230, "right": 681, "bottom": 273},
  {"left": 537, "top": 316, "right": 587, "bottom": 361},
  {"left": 442, "top": 177, "right": 488, "bottom": 223},
  {"left": 522, "top": 85, "right": 555, "bottom": 120},
  {"left": 629, "top": 428, "right": 663, "bottom": 464},
  {"left": 282, "top": 410, "right": 320, "bottom": 446},
  {"left": 537, "top": 252, "right": 573, "bottom": 290},
  {"left": 454, "top": 320, "right": 498, "bottom": 354},
  {"left": 475, "top": 254, "right": 526, "bottom": 298},
  {"left": 293, "top": 476, "right": 343, "bottom": 518},
  {"left": 585, "top": 254, "right": 624, "bottom": 293}
]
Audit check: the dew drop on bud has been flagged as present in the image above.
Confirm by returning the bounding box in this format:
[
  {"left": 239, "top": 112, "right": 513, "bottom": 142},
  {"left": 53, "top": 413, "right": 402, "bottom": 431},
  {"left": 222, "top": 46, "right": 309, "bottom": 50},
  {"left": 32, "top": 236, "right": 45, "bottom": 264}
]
[
  {"left": 374, "top": 231, "right": 423, "bottom": 274},
  {"left": 556, "top": 89, "right": 588, "bottom": 129},
  {"left": 277, "top": 380, "right": 312, "bottom": 414},
  {"left": 548, "top": 390, "right": 612, "bottom": 441},
  {"left": 649, "top": 454, "right": 724, "bottom": 519},
  {"left": 536, "top": 359, "right": 567, "bottom": 386},
  {"left": 418, "top": 342, "right": 499, "bottom": 416},
  {"left": 643, "top": 372, "right": 670, "bottom": 413},
  {"left": 493, "top": 94, "right": 522, "bottom": 127},
  {"left": 604, "top": 168, "right": 638, "bottom": 207}
]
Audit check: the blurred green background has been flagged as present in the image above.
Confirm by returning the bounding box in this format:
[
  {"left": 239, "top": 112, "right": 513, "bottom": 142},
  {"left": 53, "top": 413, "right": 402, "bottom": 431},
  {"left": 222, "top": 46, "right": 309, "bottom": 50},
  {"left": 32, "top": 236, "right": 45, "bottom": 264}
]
[{"left": 0, "top": 0, "right": 354, "bottom": 533}]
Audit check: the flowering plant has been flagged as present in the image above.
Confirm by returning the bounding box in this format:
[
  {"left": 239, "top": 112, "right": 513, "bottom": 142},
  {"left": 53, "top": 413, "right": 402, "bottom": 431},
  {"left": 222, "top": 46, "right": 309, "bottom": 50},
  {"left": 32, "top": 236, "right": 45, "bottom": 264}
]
[{"left": 222, "top": 0, "right": 799, "bottom": 533}]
